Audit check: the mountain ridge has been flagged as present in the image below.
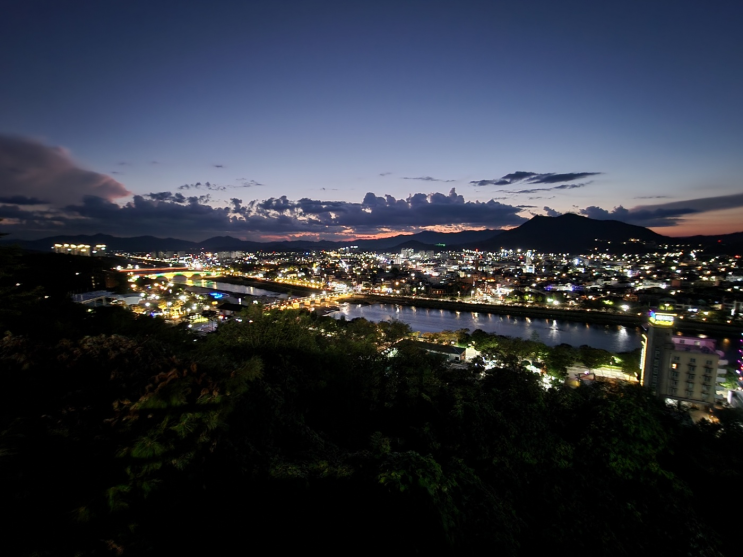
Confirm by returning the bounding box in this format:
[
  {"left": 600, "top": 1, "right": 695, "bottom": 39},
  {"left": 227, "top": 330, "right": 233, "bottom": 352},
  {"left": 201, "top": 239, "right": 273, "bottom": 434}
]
[
  {"left": 3, "top": 216, "right": 743, "bottom": 254},
  {"left": 0, "top": 229, "right": 502, "bottom": 253},
  {"left": 474, "top": 213, "right": 666, "bottom": 253}
]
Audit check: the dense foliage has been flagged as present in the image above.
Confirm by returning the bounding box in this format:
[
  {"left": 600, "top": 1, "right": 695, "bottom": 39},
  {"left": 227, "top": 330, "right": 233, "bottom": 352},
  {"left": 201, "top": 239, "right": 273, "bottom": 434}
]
[{"left": 1, "top": 252, "right": 742, "bottom": 555}]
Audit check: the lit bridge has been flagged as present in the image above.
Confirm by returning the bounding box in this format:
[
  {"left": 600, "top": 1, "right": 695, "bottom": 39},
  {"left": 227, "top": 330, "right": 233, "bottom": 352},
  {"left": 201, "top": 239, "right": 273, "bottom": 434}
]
[{"left": 118, "top": 267, "right": 222, "bottom": 280}]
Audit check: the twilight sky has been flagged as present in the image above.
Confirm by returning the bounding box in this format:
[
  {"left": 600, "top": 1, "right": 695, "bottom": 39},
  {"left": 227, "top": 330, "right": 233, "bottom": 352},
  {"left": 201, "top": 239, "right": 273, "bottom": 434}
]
[{"left": 1, "top": 0, "right": 742, "bottom": 241}]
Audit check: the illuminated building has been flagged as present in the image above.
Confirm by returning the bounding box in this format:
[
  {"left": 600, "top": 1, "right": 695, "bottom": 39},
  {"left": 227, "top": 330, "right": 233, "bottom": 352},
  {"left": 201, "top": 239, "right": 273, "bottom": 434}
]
[
  {"left": 53, "top": 243, "right": 106, "bottom": 256},
  {"left": 640, "top": 311, "right": 719, "bottom": 408}
]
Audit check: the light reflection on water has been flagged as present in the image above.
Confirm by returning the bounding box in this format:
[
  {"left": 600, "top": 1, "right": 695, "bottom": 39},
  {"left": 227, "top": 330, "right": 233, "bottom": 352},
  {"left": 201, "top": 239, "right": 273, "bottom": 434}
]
[
  {"left": 333, "top": 303, "right": 642, "bottom": 353},
  {"left": 182, "top": 281, "right": 740, "bottom": 360},
  {"left": 186, "top": 280, "right": 289, "bottom": 298}
]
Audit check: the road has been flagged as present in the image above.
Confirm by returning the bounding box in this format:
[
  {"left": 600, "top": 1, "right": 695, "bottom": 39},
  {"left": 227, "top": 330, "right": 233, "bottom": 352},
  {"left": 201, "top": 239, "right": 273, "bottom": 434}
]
[{"left": 566, "top": 365, "right": 638, "bottom": 383}]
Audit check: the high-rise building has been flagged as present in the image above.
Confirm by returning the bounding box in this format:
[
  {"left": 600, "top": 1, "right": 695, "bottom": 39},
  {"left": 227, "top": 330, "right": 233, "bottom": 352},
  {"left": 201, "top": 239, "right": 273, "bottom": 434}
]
[{"left": 640, "top": 311, "right": 719, "bottom": 408}]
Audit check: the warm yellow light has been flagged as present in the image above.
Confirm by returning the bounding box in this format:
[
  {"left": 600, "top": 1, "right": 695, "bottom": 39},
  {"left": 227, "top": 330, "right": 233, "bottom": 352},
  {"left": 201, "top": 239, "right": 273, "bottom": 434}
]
[{"left": 649, "top": 312, "right": 675, "bottom": 327}]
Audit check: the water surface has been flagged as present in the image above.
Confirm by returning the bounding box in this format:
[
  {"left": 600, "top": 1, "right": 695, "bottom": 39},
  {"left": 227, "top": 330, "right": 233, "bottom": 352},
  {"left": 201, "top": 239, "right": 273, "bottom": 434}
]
[
  {"left": 187, "top": 279, "right": 291, "bottom": 299},
  {"left": 333, "top": 303, "right": 642, "bottom": 353}
]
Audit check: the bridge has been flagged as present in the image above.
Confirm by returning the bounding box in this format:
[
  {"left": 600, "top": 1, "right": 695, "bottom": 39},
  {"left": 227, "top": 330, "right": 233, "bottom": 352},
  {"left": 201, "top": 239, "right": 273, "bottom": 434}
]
[{"left": 119, "top": 267, "right": 222, "bottom": 280}]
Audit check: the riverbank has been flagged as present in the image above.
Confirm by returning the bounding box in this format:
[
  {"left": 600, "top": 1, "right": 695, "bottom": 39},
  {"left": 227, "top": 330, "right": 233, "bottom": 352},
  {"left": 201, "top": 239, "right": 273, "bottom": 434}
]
[{"left": 352, "top": 294, "right": 743, "bottom": 336}]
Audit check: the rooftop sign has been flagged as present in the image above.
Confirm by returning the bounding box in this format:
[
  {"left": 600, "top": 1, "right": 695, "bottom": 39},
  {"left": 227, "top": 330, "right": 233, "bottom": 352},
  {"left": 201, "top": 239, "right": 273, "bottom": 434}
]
[{"left": 649, "top": 311, "right": 675, "bottom": 327}]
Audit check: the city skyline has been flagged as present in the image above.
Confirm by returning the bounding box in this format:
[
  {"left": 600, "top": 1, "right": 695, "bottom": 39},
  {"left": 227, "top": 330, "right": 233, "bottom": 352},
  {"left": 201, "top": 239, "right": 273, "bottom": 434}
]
[{"left": 2, "top": 0, "right": 742, "bottom": 241}]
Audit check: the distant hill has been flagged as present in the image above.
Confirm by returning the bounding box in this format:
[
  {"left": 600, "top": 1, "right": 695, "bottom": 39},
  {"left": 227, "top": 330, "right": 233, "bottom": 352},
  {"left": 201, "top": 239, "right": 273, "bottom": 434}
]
[
  {"left": 474, "top": 214, "right": 667, "bottom": 253},
  {"left": 386, "top": 240, "right": 440, "bottom": 252},
  {"left": 199, "top": 236, "right": 258, "bottom": 250},
  {"left": 401, "top": 228, "right": 502, "bottom": 246},
  {"left": 352, "top": 229, "right": 501, "bottom": 251},
  {"left": 678, "top": 231, "right": 743, "bottom": 257},
  {"left": 683, "top": 231, "right": 743, "bottom": 244},
  {"left": 1, "top": 229, "right": 503, "bottom": 254},
  {"left": 1, "top": 234, "right": 199, "bottom": 253},
  {"left": 6, "top": 219, "right": 741, "bottom": 255}
]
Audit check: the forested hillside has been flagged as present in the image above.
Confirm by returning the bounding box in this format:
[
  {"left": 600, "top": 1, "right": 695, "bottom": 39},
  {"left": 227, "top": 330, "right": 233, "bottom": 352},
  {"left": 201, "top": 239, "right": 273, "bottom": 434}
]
[{"left": 1, "top": 249, "right": 742, "bottom": 556}]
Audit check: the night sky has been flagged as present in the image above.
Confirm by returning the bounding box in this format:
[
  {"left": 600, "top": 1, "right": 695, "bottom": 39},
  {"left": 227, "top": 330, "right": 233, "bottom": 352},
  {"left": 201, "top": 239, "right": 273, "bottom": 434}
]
[{"left": 1, "top": 0, "right": 742, "bottom": 241}]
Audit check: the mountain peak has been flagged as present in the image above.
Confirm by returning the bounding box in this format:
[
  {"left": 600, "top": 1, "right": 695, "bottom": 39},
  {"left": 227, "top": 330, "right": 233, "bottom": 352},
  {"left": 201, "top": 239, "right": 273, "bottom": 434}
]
[{"left": 477, "top": 214, "right": 665, "bottom": 253}]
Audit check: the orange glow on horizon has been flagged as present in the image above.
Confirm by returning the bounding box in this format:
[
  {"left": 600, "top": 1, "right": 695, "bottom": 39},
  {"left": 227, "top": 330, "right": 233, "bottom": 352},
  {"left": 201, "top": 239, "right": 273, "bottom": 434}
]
[
  {"left": 651, "top": 207, "right": 743, "bottom": 237},
  {"left": 248, "top": 225, "right": 515, "bottom": 243},
  {"left": 242, "top": 215, "right": 741, "bottom": 244}
]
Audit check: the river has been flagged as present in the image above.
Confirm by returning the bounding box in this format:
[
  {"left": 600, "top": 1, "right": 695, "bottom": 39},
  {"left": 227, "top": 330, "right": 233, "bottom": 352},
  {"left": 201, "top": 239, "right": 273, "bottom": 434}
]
[
  {"left": 181, "top": 280, "right": 740, "bottom": 362},
  {"left": 331, "top": 303, "right": 640, "bottom": 352},
  {"left": 184, "top": 279, "right": 292, "bottom": 299},
  {"left": 330, "top": 303, "right": 743, "bottom": 363}
]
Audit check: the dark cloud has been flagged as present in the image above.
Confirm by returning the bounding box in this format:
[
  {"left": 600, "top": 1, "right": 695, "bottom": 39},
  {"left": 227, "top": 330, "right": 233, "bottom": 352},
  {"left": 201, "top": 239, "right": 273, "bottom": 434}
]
[
  {"left": 543, "top": 206, "right": 562, "bottom": 217},
  {"left": 178, "top": 182, "right": 226, "bottom": 192},
  {"left": 516, "top": 205, "right": 536, "bottom": 208},
  {"left": 111, "top": 171, "right": 124, "bottom": 175},
  {"left": 579, "top": 192, "right": 743, "bottom": 227},
  {"left": 529, "top": 172, "right": 599, "bottom": 184},
  {"left": 179, "top": 180, "right": 262, "bottom": 191},
  {"left": 20, "top": 182, "right": 739, "bottom": 241},
  {"left": 235, "top": 179, "right": 263, "bottom": 187},
  {"left": 52, "top": 195, "right": 235, "bottom": 237},
  {"left": 147, "top": 191, "right": 187, "bottom": 203},
  {"left": 579, "top": 205, "right": 697, "bottom": 227},
  {"left": 502, "top": 171, "right": 537, "bottom": 182},
  {"left": 0, "top": 195, "right": 49, "bottom": 205},
  {"left": 234, "top": 188, "right": 527, "bottom": 236},
  {"left": 469, "top": 171, "right": 536, "bottom": 186},
  {"left": 634, "top": 195, "right": 670, "bottom": 199},
  {"left": 0, "top": 204, "right": 23, "bottom": 217},
  {"left": 117, "top": 161, "right": 130, "bottom": 166},
  {"left": 471, "top": 171, "right": 600, "bottom": 186},
  {"left": 402, "top": 176, "right": 456, "bottom": 183},
  {"left": 0, "top": 135, "right": 131, "bottom": 206},
  {"left": 470, "top": 179, "right": 509, "bottom": 187},
  {"left": 0, "top": 188, "right": 528, "bottom": 240},
  {"left": 379, "top": 172, "right": 392, "bottom": 177},
  {"left": 505, "top": 183, "right": 589, "bottom": 194},
  {"left": 213, "top": 164, "right": 224, "bottom": 168}
]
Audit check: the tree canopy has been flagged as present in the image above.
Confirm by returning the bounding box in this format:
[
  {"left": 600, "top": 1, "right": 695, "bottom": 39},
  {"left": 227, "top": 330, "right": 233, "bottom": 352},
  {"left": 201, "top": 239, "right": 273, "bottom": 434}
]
[{"left": 1, "top": 249, "right": 741, "bottom": 556}]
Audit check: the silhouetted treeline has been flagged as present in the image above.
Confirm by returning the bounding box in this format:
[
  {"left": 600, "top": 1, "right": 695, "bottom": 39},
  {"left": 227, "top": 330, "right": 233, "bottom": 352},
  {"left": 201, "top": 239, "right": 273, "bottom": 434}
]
[{"left": 1, "top": 250, "right": 742, "bottom": 556}]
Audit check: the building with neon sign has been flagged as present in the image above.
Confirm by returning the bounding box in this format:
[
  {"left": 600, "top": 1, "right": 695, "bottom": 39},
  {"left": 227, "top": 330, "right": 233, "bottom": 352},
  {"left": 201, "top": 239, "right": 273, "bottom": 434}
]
[{"left": 641, "top": 311, "right": 719, "bottom": 408}]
